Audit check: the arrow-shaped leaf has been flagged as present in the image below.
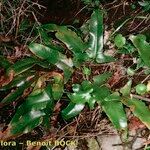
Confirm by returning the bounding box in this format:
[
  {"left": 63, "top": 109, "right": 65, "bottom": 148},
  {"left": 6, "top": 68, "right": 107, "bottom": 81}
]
[
  {"left": 129, "top": 34, "right": 150, "bottom": 67},
  {"left": 9, "top": 85, "right": 54, "bottom": 135},
  {"left": 122, "top": 98, "right": 150, "bottom": 129},
  {"left": 87, "top": 9, "right": 114, "bottom": 63},
  {"left": 61, "top": 102, "right": 85, "bottom": 120},
  {"left": 1, "top": 76, "right": 36, "bottom": 104},
  {"left": 28, "top": 43, "right": 73, "bottom": 83},
  {"left": 102, "top": 93, "right": 127, "bottom": 130}
]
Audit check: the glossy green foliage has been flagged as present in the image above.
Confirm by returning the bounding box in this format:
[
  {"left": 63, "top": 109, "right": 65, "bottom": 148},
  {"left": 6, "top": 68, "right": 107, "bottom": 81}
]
[
  {"left": 130, "top": 34, "right": 150, "bottom": 67},
  {"left": 62, "top": 77, "right": 127, "bottom": 131},
  {"left": 55, "top": 27, "right": 87, "bottom": 54},
  {"left": 138, "top": 1, "right": 150, "bottom": 12},
  {"left": 62, "top": 73, "right": 127, "bottom": 130},
  {"left": 122, "top": 98, "right": 150, "bottom": 129},
  {"left": 102, "top": 93, "right": 127, "bottom": 130},
  {"left": 40, "top": 24, "right": 87, "bottom": 54},
  {"left": 0, "top": 56, "right": 53, "bottom": 104},
  {"left": 88, "top": 9, "right": 114, "bottom": 63},
  {"left": 28, "top": 43, "right": 73, "bottom": 83},
  {"left": 61, "top": 102, "right": 85, "bottom": 120},
  {"left": 68, "top": 81, "right": 94, "bottom": 105},
  {"left": 38, "top": 27, "right": 53, "bottom": 46},
  {"left": 56, "top": 27, "right": 88, "bottom": 66},
  {"left": 1, "top": 75, "right": 36, "bottom": 104},
  {"left": 41, "top": 8, "right": 115, "bottom": 65},
  {"left": 9, "top": 85, "right": 54, "bottom": 135},
  {"left": 0, "top": 72, "right": 35, "bottom": 91},
  {"left": 38, "top": 27, "right": 63, "bottom": 51},
  {"left": 6, "top": 57, "right": 38, "bottom": 76},
  {"left": 114, "top": 34, "right": 126, "bottom": 48},
  {"left": 28, "top": 43, "right": 59, "bottom": 64},
  {"left": 2, "top": 6, "right": 150, "bottom": 138},
  {"left": 93, "top": 86, "right": 127, "bottom": 130},
  {"left": 62, "top": 80, "right": 109, "bottom": 120},
  {"left": 40, "top": 24, "right": 88, "bottom": 66},
  {"left": 92, "top": 85, "right": 111, "bottom": 103}
]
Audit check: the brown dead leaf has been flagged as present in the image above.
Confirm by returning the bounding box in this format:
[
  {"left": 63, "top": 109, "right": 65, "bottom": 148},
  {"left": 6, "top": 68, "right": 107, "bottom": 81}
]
[
  {"left": 129, "top": 116, "right": 146, "bottom": 132},
  {"left": 0, "top": 125, "right": 12, "bottom": 140},
  {"left": 0, "top": 70, "right": 14, "bottom": 87},
  {"left": 108, "top": 65, "right": 124, "bottom": 87}
]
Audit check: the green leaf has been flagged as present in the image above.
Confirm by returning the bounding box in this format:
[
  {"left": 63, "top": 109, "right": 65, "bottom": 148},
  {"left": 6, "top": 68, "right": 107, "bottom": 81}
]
[
  {"left": 61, "top": 102, "right": 85, "bottom": 120},
  {"left": 120, "top": 80, "right": 132, "bottom": 96},
  {"left": 55, "top": 54, "right": 73, "bottom": 83},
  {"left": 82, "top": 66, "right": 91, "bottom": 76},
  {"left": 41, "top": 24, "right": 87, "bottom": 54},
  {"left": 42, "top": 24, "right": 88, "bottom": 66},
  {"left": 93, "top": 86, "right": 111, "bottom": 103},
  {"left": 28, "top": 43, "right": 59, "bottom": 64},
  {"left": 122, "top": 98, "right": 150, "bottom": 129},
  {"left": 68, "top": 80, "right": 93, "bottom": 104},
  {"left": 52, "top": 75, "right": 64, "bottom": 100},
  {"left": 10, "top": 110, "right": 45, "bottom": 135},
  {"left": 129, "top": 34, "right": 150, "bottom": 67},
  {"left": 72, "top": 84, "right": 81, "bottom": 92},
  {"left": 67, "top": 81, "right": 96, "bottom": 109},
  {"left": 68, "top": 91, "right": 92, "bottom": 104},
  {"left": 135, "top": 83, "right": 147, "bottom": 95},
  {"left": 93, "top": 72, "right": 112, "bottom": 85},
  {"left": 55, "top": 27, "right": 87, "bottom": 54},
  {"left": 1, "top": 76, "right": 36, "bottom": 104},
  {"left": 93, "top": 87, "right": 127, "bottom": 130},
  {"left": 38, "top": 27, "right": 53, "bottom": 46},
  {"left": 102, "top": 93, "right": 127, "bottom": 130},
  {"left": 127, "top": 68, "right": 135, "bottom": 76},
  {"left": 114, "top": 34, "right": 126, "bottom": 48},
  {"left": 38, "top": 27, "right": 63, "bottom": 51},
  {"left": 138, "top": 1, "right": 150, "bottom": 12},
  {"left": 88, "top": 9, "right": 103, "bottom": 62},
  {"left": 81, "top": 80, "right": 93, "bottom": 92},
  {"left": 28, "top": 43, "right": 73, "bottom": 83},
  {"left": 0, "top": 72, "right": 35, "bottom": 91},
  {"left": 6, "top": 57, "right": 38, "bottom": 76},
  {"left": 40, "top": 24, "right": 62, "bottom": 32},
  {"left": 87, "top": 9, "right": 114, "bottom": 63},
  {"left": 9, "top": 85, "right": 54, "bottom": 135}
]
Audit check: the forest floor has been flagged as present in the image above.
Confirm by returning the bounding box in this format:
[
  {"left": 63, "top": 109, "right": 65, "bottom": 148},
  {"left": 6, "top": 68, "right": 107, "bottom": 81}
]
[{"left": 0, "top": 0, "right": 150, "bottom": 150}]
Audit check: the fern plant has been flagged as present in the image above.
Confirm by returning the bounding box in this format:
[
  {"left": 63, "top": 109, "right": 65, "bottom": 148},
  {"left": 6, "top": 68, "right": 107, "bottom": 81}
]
[{"left": 1, "top": 6, "right": 150, "bottom": 141}]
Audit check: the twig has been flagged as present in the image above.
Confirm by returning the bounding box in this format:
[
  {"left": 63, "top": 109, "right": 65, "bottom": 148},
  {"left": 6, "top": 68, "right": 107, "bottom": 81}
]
[
  {"left": 142, "top": 74, "right": 150, "bottom": 83},
  {"left": 15, "top": 0, "right": 27, "bottom": 37},
  {"left": 130, "top": 94, "right": 150, "bottom": 102}
]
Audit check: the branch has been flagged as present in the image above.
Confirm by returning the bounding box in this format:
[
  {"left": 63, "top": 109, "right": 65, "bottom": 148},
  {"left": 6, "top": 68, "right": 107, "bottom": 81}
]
[{"left": 130, "top": 94, "right": 150, "bottom": 102}]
